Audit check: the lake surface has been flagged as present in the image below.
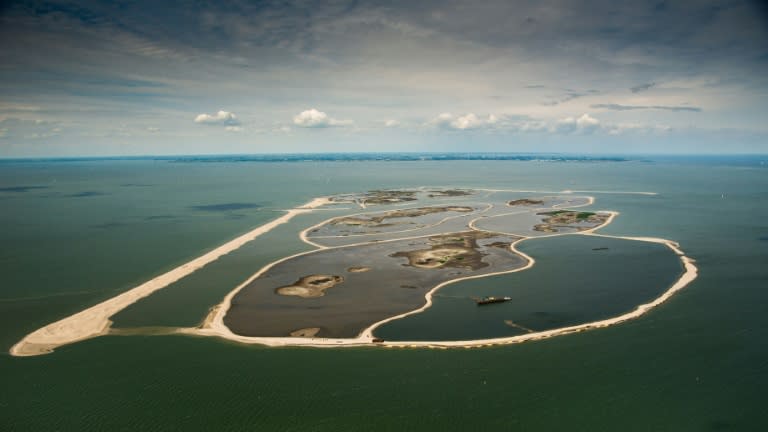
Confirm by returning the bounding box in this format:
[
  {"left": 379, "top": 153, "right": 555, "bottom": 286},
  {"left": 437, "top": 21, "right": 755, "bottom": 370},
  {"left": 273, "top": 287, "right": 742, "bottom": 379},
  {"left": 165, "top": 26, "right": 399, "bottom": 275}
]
[
  {"left": 375, "top": 235, "right": 682, "bottom": 341},
  {"left": 1, "top": 155, "right": 766, "bottom": 430}
]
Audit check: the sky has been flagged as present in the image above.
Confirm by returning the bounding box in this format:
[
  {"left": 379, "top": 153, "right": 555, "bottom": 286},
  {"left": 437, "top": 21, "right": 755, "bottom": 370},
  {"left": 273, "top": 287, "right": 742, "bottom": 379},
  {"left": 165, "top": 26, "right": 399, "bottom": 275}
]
[{"left": 0, "top": 0, "right": 767, "bottom": 157}]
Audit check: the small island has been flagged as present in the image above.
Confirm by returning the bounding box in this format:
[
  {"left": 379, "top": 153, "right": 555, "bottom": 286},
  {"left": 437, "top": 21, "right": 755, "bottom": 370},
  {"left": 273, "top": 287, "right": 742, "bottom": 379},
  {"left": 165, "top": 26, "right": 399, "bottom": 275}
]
[
  {"left": 275, "top": 275, "right": 345, "bottom": 298},
  {"left": 390, "top": 231, "right": 500, "bottom": 270},
  {"left": 508, "top": 198, "right": 544, "bottom": 206},
  {"left": 427, "top": 189, "right": 474, "bottom": 198},
  {"left": 533, "top": 210, "right": 610, "bottom": 233},
  {"left": 347, "top": 266, "right": 371, "bottom": 273}
]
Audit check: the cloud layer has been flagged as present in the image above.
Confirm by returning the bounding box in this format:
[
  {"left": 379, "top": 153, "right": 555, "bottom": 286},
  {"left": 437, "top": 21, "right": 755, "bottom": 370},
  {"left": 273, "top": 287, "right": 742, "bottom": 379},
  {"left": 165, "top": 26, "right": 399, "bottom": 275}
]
[
  {"left": 432, "top": 113, "right": 498, "bottom": 130},
  {"left": 591, "top": 104, "right": 702, "bottom": 112},
  {"left": 0, "top": 0, "right": 766, "bottom": 155},
  {"left": 556, "top": 114, "right": 601, "bottom": 134},
  {"left": 293, "top": 109, "right": 351, "bottom": 128},
  {"left": 194, "top": 110, "right": 240, "bottom": 126}
]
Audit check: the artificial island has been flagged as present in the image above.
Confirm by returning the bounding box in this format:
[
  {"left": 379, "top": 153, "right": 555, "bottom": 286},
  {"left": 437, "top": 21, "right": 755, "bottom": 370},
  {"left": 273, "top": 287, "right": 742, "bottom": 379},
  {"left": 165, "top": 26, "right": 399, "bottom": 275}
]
[{"left": 10, "top": 187, "right": 698, "bottom": 356}]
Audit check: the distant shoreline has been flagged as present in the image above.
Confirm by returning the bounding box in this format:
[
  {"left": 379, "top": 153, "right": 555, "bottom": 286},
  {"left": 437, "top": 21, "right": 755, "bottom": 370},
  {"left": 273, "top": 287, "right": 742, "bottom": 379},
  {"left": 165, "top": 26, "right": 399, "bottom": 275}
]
[
  {"left": 3, "top": 152, "right": 766, "bottom": 165},
  {"left": 0, "top": 152, "right": 630, "bottom": 163}
]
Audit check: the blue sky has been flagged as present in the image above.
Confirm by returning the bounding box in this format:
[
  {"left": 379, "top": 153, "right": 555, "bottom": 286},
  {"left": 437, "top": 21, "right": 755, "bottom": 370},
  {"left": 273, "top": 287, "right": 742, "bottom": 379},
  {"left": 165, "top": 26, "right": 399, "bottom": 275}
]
[{"left": 0, "top": 0, "right": 767, "bottom": 157}]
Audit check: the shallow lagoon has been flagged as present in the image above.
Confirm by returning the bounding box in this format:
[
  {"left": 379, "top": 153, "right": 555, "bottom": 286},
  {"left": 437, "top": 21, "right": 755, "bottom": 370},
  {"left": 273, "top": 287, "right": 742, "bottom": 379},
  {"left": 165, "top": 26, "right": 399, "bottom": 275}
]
[
  {"left": 375, "top": 235, "right": 682, "bottom": 341},
  {"left": 105, "top": 189, "right": 666, "bottom": 340},
  {"left": 226, "top": 231, "right": 525, "bottom": 338}
]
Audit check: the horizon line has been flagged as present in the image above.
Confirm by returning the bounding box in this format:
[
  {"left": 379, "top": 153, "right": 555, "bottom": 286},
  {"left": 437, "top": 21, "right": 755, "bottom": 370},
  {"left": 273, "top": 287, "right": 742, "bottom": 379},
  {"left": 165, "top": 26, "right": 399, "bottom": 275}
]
[{"left": 1, "top": 151, "right": 767, "bottom": 162}]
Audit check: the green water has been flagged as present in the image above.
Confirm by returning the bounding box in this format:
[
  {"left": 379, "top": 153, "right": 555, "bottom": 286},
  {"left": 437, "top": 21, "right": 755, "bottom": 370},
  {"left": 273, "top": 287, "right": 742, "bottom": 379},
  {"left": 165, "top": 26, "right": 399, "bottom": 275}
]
[
  {"left": 1, "top": 157, "right": 766, "bottom": 430},
  {"left": 110, "top": 211, "right": 340, "bottom": 328},
  {"left": 376, "top": 235, "right": 682, "bottom": 341}
]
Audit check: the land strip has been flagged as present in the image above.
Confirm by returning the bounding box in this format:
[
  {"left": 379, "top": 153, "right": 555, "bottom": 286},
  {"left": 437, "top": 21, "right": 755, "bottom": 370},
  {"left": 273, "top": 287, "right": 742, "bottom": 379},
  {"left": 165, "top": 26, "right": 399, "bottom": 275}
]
[{"left": 10, "top": 198, "right": 330, "bottom": 356}]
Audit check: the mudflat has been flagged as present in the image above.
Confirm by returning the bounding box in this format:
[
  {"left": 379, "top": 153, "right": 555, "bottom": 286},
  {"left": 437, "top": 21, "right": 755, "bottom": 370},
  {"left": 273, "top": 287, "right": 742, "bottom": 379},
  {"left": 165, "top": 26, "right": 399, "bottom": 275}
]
[{"left": 224, "top": 231, "right": 526, "bottom": 338}]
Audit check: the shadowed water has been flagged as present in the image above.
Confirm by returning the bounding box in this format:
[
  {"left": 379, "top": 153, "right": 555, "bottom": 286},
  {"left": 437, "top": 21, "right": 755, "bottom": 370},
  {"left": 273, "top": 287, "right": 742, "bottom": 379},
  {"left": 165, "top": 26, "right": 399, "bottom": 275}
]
[
  {"left": 375, "top": 235, "right": 682, "bottom": 341},
  {"left": 226, "top": 232, "right": 525, "bottom": 337}
]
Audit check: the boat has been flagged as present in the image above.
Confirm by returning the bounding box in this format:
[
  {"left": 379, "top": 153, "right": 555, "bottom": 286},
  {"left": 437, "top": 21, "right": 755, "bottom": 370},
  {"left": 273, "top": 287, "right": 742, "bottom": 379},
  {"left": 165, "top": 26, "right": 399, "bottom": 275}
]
[{"left": 476, "top": 296, "right": 512, "bottom": 305}]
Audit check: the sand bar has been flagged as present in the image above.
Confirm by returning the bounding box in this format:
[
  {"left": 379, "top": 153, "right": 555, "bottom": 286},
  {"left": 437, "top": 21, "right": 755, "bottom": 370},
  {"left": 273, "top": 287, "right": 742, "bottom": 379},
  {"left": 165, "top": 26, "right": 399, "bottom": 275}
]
[{"left": 10, "top": 197, "right": 330, "bottom": 356}]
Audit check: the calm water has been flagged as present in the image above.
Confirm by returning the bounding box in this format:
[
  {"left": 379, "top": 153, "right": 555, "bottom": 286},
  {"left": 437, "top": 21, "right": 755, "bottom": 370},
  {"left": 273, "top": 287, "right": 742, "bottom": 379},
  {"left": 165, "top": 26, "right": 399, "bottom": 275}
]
[
  {"left": 376, "top": 235, "right": 682, "bottom": 341},
  {"left": 1, "top": 156, "right": 766, "bottom": 430}
]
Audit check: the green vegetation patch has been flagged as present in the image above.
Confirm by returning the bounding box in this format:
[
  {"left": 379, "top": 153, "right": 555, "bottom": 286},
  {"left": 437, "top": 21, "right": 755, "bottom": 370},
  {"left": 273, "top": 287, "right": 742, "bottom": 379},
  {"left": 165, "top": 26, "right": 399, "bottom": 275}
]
[{"left": 541, "top": 210, "right": 595, "bottom": 219}]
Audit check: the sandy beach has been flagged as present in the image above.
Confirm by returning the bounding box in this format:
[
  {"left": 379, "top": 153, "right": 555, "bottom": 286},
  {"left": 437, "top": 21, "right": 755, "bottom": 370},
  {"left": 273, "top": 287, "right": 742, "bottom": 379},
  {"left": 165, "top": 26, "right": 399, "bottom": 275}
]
[
  {"left": 10, "top": 197, "right": 330, "bottom": 356},
  {"left": 475, "top": 188, "right": 657, "bottom": 196}
]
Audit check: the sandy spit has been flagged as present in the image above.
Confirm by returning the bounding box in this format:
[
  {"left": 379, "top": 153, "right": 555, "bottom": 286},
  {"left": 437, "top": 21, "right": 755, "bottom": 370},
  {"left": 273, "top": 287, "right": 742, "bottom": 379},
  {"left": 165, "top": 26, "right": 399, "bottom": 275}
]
[{"left": 10, "top": 198, "right": 330, "bottom": 356}]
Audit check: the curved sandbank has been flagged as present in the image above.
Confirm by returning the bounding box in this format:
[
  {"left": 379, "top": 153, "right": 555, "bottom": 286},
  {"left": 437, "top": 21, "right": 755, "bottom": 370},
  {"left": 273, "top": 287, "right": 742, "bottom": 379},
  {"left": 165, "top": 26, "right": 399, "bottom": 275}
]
[
  {"left": 10, "top": 197, "right": 330, "bottom": 357},
  {"left": 182, "top": 232, "right": 696, "bottom": 350},
  {"left": 373, "top": 232, "right": 681, "bottom": 341},
  {"left": 475, "top": 188, "right": 657, "bottom": 196},
  {"left": 371, "top": 238, "right": 696, "bottom": 349}
]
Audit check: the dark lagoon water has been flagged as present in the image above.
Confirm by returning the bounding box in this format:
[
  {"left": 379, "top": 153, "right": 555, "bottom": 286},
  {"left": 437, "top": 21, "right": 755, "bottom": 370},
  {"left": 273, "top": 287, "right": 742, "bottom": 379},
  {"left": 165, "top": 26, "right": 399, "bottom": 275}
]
[
  {"left": 1, "top": 155, "right": 766, "bottom": 430},
  {"left": 375, "top": 235, "right": 683, "bottom": 341}
]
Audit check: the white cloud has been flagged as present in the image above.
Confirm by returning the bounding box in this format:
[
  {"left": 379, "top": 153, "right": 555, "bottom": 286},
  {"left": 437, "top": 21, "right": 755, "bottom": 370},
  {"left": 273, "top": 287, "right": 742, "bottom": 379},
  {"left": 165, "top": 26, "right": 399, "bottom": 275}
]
[
  {"left": 147, "top": 127, "right": 160, "bottom": 132},
  {"left": 194, "top": 110, "right": 240, "bottom": 126},
  {"left": 225, "top": 125, "right": 243, "bottom": 132},
  {"left": 555, "top": 113, "right": 600, "bottom": 134},
  {"left": 576, "top": 113, "right": 600, "bottom": 132},
  {"left": 293, "top": 108, "right": 352, "bottom": 128},
  {"left": 432, "top": 112, "right": 498, "bottom": 130},
  {"left": 384, "top": 119, "right": 400, "bottom": 127},
  {"left": 432, "top": 113, "right": 454, "bottom": 128}
]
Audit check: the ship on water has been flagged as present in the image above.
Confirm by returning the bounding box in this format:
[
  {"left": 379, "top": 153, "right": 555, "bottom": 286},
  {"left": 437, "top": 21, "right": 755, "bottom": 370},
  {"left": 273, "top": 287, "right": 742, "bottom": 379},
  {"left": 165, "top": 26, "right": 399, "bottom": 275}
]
[{"left": 476, "top": 296, "right": 512, "bottom": 305}]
